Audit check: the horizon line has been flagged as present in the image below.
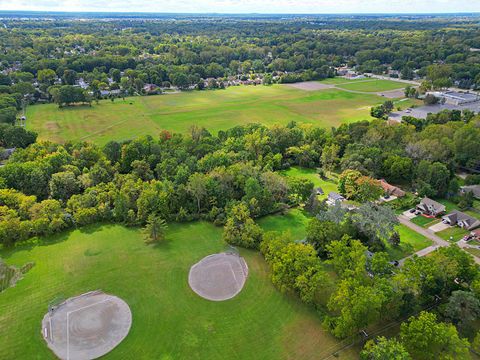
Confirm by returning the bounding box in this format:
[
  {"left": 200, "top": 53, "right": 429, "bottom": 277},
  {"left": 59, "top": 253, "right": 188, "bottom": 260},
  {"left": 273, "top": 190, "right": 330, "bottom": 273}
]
[{"left": 0, "top": 10, "right": 480, "bottom": 16}]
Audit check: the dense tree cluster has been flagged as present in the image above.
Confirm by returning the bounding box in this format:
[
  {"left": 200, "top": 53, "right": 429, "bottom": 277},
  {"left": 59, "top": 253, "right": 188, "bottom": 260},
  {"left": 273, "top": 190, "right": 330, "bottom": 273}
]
[
  {"left": 1, "top": 15, "right": 480, "bottom": 107},
  {"left": 0, "top": 113, "right": 478, "bottom": 245}
]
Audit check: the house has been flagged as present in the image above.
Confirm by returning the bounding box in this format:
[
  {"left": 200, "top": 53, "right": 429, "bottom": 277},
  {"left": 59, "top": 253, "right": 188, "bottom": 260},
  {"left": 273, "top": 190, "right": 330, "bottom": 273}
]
[
  {"left": 336, "top": 67, "right": 349, "bottom": 76},
  {"left": 326, "top": 192, "right": 345, "bottom": 206},
  {"left": 416, "top": 197, "right": 446, "bottom": 216},
  {"left": 442, "top": 210, "right": 480, "bottom": 231},
  {"left": 143, "top": 84, "right": 160, "bottom": 94},
  {"left": 461, "top": 185, "right": 480, "bottom": 200},
  {"left": 379, "top": 179, "right": 406, "bottom": 198}
]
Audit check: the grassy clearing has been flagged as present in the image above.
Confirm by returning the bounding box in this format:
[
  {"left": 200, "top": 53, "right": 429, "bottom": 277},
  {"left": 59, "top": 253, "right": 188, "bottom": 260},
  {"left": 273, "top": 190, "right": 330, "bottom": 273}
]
[
  {"left": 335, "top": 79, "right": 406, "bottom": 92},
  {"left": 0, "top": 222, "right": 357, "bottom": 360},
  {"left": 258, "top": 208, "right": 312, "bottom": 241},
  {"left": 437, "top": 226, "right": 470, "bottom": 242},
  {"left": 26, "top": 85, "right": 384, "bottom": 146},
  {"left": 385, "top": 224, "right": 433, "bottom": 261},
  {"left": 280, "top": 167, "right": 338, "bottom": 200}
]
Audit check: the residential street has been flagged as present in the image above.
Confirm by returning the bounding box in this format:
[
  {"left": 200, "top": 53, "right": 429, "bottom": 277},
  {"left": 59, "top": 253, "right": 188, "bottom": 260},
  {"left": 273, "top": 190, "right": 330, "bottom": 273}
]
[{"left": 397, "top": 215, "right": 480, "bottom": 265}]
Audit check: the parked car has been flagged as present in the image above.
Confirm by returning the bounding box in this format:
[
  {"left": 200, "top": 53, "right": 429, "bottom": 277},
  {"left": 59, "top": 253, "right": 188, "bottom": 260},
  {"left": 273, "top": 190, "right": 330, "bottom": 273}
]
[{"left": 409, "top": 208, "right": 416, "bottom": 213}]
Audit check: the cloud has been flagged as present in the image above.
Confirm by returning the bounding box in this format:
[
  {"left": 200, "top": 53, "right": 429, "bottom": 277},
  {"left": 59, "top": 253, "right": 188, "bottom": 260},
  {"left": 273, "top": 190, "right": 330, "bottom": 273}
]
[{"left": 0, "top": 0, "right": 478, "bottom": 13}]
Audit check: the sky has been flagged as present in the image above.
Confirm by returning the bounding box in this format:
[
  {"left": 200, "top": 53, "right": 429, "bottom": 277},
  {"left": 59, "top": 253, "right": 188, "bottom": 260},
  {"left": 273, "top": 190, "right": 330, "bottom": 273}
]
[{"left": 0, "top": 0, "right": 479, "bottom": 14}]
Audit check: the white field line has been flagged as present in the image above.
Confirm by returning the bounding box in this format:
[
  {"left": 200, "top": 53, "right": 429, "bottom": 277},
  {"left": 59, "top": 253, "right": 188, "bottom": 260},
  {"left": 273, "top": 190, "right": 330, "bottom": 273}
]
[
  {"left": 227, "top": 262, "right": 242, "bottom": 289},
  {"left": 66, "top": 298, "right": 111, "bottom": 360}
]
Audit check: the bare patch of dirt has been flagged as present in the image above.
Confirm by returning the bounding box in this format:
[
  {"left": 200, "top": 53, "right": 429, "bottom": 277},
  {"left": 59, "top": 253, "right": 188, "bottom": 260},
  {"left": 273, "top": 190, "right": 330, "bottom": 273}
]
[{"left": 45, "top": 122, "right": 60, "bottom": 131}]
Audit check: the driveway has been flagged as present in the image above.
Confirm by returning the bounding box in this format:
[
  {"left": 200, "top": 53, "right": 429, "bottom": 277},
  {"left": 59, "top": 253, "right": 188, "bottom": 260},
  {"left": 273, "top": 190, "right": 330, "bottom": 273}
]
[
  {"left": 428, "top": 222, "right": 451, "bottom": 233},
  {"left": 402, "top": 210, "right": 417, "bottom": 219}
]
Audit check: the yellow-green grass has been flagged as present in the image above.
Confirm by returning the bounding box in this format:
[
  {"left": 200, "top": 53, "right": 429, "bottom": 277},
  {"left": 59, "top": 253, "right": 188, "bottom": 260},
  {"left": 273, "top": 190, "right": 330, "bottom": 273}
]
[
  {"left": 26, "top": 85, "right": 384, "bottom": 146},
  {"left": 437, "top": 226, "right": 471, "bottom": 242},
  {"left": 280, "top": 167, "right": 338, "bottom": 200},
  {"left": 465, "top": 247, "right": 480, "bottom": 258},
  {"left": 385, "top": 224, "right": 433, "bottom": 261},
  {"left": 0, "top": 222, "right": 357, "bottom": 360},
  {"left": 335, "top": 79, "right": 406, "bottom": 92}
]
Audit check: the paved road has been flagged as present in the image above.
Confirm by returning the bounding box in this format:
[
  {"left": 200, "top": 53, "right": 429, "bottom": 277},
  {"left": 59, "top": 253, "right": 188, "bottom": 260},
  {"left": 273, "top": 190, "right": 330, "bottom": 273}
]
[
  {"left": 398, "top": 215, "right": 480, "bottom": 265},
  {"left": 398, "top": 215, "right": 450, "bottom": 265},
  {"left": 458, "top": 240, "right": 480, "bottom": 265}
]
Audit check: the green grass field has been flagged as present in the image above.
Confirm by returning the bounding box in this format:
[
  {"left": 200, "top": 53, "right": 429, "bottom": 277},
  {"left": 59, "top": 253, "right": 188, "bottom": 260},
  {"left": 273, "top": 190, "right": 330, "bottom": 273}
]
[
  {"left": 385, "top": 224, "right": 433, "bottom": 261},
  {"left": 410, "top": 216, "right": 440, "bottom": 228},
  {"left": 258, "top": 208, "right": 312, "bottom": 241},
  {"left": 280, "top": 167, "right": 338, "bottom": 200},
  {"left": 0, "top": 222, "right": 357, "bottom": 360},
  {"left": 26, "top": 85, "right": 386, "bottom": 145},
  {"left": 335, "top": 79, "right": 406, "bottom": 92}
]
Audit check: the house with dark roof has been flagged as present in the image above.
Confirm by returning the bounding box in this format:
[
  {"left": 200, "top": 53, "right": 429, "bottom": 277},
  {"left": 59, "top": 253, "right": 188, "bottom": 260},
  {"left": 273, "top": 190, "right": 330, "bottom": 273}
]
[
  {"left": 442, "top": 210, "right": 480, "bottom": 231},
  {"left": 461, "top": 185, "right": 480, "bottom": 200},
  {"left": 416, "top": 197, "right": 446, "bottom": 216},
  {"left": 379, "top": 179, "right": 406, "bottom": 198},
  {"left": 0, "top": 148, "right": 15, "bottom": 161},
  {"left": 326, "top": 192, "right": 345, "bottom": 206}
]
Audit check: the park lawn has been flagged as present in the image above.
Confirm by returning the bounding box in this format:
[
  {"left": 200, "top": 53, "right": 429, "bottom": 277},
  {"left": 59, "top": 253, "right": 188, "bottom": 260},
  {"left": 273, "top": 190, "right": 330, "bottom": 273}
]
[
  {"left": 411, "top": 215, "right": 440, "bottom": 228},
  {"left": 280, "top": 167, "right": 338, "bottom": 200},
  {"left": 335, "top": 79, "right": 406, "bottom": 92},
  {"left": 26, "top": 85, "right": 382, "bottom": 146},
  {"left": 437, "top": 226, "right": 470, "bottom": 242},
  {"left": 385, "top": 224, "right": 433, "bottom": 261},
  {"left": 0, "top": 222, "right": 357, "bottom": 360}
]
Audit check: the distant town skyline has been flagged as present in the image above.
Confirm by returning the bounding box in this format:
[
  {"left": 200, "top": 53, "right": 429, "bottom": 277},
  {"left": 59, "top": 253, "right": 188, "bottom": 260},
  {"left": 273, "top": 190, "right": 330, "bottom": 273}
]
[{"left": 0, "top": 0, "right": 479, "bottom": 14}]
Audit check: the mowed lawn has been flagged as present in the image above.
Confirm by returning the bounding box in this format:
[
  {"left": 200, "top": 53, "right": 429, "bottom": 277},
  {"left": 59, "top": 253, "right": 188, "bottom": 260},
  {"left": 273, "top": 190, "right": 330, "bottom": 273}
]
[
  {"left": 335, "top": 79, "right": 406, "bottom": 92},
  {"left": 0, "top": 222, "right": 357, "bottom": 360},
  {"left": 27, "top": 85, "right": 383, "bottom": 145},
  {"left": 386, "top": 224, "right": 433, "bottom": 261}
]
